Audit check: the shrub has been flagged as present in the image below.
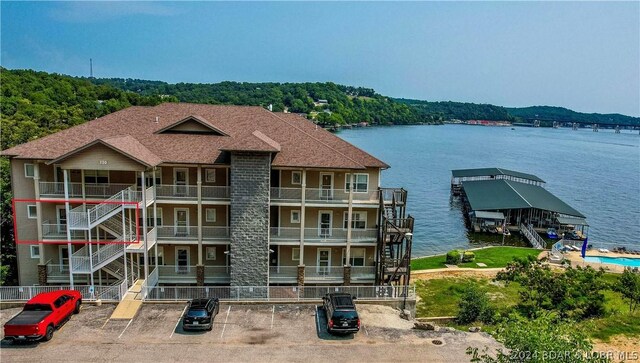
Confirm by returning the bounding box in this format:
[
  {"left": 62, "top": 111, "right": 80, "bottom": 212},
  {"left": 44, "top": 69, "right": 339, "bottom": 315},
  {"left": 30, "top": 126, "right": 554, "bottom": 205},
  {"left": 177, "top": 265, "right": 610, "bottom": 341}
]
[
  {"left": 446, "top": 250, "right": 461, "bottom": 265},
  {"left": 462, "top": 251, "right": 476, "bottom": 262},
  {"left": 456, "top": 284, "right": 494, "bottom": 324}
]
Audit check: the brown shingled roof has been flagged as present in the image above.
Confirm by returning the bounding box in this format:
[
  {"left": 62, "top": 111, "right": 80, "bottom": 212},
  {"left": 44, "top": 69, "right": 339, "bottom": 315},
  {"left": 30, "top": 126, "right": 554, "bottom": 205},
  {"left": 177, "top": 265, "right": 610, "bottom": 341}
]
[{"left": 2, "top": 103, "right": 388, "bottom": 170}]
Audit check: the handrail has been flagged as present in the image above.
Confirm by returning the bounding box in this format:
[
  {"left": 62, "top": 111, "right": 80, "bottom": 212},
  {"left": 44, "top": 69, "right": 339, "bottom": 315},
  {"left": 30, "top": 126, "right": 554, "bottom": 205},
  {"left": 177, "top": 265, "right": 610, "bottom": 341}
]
[{"left": 520, "top": 223, "right": 545, "bottom": 249}]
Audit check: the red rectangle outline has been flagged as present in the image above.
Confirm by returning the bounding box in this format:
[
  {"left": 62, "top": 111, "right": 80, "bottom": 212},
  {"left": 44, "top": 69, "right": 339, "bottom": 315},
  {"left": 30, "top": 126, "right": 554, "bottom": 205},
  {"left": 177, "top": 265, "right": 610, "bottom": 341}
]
[{"left": 13, "top": 198, "right": 140, "bottom": 245}]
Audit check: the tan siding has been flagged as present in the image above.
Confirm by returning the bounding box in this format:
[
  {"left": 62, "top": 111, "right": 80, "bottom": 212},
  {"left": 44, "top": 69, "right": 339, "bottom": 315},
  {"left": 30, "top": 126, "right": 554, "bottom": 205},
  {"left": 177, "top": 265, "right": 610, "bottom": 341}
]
[
  {"left": 203, "top": 205, "right": 227, "bottom": 226},
  {"left": 202, "top": 167, "right": 227, "bottom": 186},
  {"left": 59, "top": 144, "right": 145, "bottom": 171},
  {"left": 162, "top": 244, "right": 198, "bottom": 266}
]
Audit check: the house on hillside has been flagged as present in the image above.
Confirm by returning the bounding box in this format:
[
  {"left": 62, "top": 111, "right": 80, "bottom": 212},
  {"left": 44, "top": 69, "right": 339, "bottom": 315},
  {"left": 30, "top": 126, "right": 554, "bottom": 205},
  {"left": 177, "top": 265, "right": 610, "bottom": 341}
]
[{"left": 2, "top": 103, "right": 414, "bottom": 292}]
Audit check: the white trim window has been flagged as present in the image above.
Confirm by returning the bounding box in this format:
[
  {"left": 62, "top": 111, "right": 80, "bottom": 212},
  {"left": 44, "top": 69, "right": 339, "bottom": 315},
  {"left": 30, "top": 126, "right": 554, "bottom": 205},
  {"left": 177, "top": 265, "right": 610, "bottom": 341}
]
[
  {"left": 291, "top": 171, "right": 302, "bottom": 185},
  {"left": 292, "top": 247, "right": 300, "bottom": 261},
  {"left": 156, "top": 246, "right": 164, "bottom": 265},
  {"left": 343, "top": 211, "right": 367, "bottom": 229},
  {"left": 30, "top": 245, "right": 40, "bottom": 259},
  {"left": 24, "top": 164, "right": 35, "bottom": 178},
  {"left": 85, "top": 170, "right": 109, "bottom": 184},
  {"left": 342, "top": 248, "right": 365, "bottom": 266},
  {"left": 205, "top": 169, "right": 216, "bottom": 183},
  {"left": 206, "top": 247, "right": 217, "bottom": 261},
  {"left": 290, "top": 210, "right": 301, "bottom": 224},
  {"left": 138, "top": 168, "right": 162, "bottom": 186},
  {"left": 206, "top": 208, "right": 217, "bottom": 223},
  {"left": 27, "top": 205, "right": 37, "bottom": 219},
  {"left": 345, "top": 173, "right": 369, "bottom": 193},
  {"left": 146, "top": 207, "right": 163, "bottom": 227}
]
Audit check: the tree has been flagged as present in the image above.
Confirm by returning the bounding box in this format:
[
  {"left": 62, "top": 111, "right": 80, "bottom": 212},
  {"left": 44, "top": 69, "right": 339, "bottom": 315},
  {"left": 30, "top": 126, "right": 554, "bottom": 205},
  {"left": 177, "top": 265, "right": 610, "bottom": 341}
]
[
  {"left": 457, "top": 284, "right": 495, "bottom": 324},
  {"left": 467, "top": 314, "right": 608, "bottom": 363},
  {"left": 496, "top": 257, "right": 607, "bottom": 320},
  {"left": 614, "top": 268, "right": 640, "bottom": 313}
]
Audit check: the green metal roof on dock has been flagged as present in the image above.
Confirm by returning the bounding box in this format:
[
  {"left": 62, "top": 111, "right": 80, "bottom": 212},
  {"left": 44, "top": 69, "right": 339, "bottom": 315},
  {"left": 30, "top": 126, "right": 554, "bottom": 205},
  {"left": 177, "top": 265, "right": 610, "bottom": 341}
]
[
  {"left": 461, "top": 179, "right": 585, "bottom": 218},
  {"left": 452, "top": 167, "right": 545, "bottom": 183}
]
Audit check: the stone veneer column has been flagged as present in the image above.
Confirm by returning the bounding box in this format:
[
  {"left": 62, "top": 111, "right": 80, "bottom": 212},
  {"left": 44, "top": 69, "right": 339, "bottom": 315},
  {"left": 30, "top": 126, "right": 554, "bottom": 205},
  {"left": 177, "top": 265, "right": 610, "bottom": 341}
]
[
  {"left": 229, "top": 152, "right": 271, "bottom": 291},
  {"left": 297, "top": 265, "right": 305, "bottom": 286},
  {"left": 38, "top": 264, "right": 47, "bottom": 285},
  {"left": 343, "top": 265, "right": 351, "bottom": 286},
  {"left": 196, "top": 265, "right": 205, "bottom": 286}
]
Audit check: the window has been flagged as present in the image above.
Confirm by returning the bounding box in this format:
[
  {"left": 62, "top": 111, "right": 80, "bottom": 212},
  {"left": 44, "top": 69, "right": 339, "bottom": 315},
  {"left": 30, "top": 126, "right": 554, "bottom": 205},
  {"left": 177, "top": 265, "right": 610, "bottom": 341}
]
[
  {"left": 24, "top": 164, "right": 35, "bottom": 178},
  {"left": 84, "top": 170, "right": 109, "bottom": 184},
  {"left": 206, "top": 208, "right": 217, "bottom": 222},
  {"left": 343, "top": 211, "right": 367, "bottom": 229},
  {"left": 205, "top": 169, "right": 216, "bottom": 183},
  {"left": 206, "top": 247, "right": 217, "bottom": 261},
  {"left": 342, "top": 248, "right": 365, "bottom": 266},
  {"left": 30, "top": 245, "right": 40, "bottom": 259},
  {"left": 292, "top": 247, "right": 300, "bottom": 261},
  {"left": 156, "top": 246, "right": 164, "bottom": 265},
  {"left": 146, "top": 207, "right": 163, "bottom": 227},
  {"left": 291, "top": 171, "right": 302, "bottom": 185},
  {"left": 137, "top": 168, "right": 162, "bottom": 186},
  {"left": 290, "top": 210, "right": 300, "bottom": 224},
  {"left": 345, "top": 173, "right": 368, "bottom": 193},
  {"left": 27, "top": 205, "right": 37, "bottom": 219}
]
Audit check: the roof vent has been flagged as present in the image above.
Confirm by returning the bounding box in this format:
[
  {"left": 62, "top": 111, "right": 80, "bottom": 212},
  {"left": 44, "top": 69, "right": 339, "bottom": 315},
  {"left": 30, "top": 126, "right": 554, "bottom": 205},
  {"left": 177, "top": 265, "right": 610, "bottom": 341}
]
[
  {"left": 268, "top": 104, "right": 273, "bottom": 112},
  {"left": 155, "top": 116, "right": 159, "bottom": 123}
]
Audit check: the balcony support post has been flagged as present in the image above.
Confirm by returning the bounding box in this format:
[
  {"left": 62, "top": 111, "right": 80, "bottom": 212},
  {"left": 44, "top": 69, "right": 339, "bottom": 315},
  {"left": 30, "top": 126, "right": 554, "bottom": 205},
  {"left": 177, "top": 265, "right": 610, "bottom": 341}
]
[
  {"left": 345, "top": 172, "right": 354, "bottom": 267},
  {"left": 63, "top": 169, "right": 75, "bottom": 289},
  {"left": 89, "top": 228, "right": 94, "bottom": 288},
  {"left": 197, "top": 166, "right": 203, "bottom": 265},
  {"left": 299, "top": 170, "right": 306, "bottom": 266},
  {"left": 33, "top": 163, "right": 44, "bottom": 265},
  {"left": 141, "top": 171, "right": 149, "bottom": 281},
  {"left": 122, "top": 192, "right": 129, "bottom": 286},
  {"left": 153, "top": 168, "right": 159, "bottom": 271}
]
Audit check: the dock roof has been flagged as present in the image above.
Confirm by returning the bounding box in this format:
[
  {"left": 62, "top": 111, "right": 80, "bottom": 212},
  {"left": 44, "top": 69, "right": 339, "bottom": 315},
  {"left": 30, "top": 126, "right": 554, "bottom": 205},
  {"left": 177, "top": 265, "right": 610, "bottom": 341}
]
[
  {"left": 452, "top": 168, "right": 545, "bottom": 183},
  {"left": 461, "top": 179, "right": 585, "bottom": 218}
]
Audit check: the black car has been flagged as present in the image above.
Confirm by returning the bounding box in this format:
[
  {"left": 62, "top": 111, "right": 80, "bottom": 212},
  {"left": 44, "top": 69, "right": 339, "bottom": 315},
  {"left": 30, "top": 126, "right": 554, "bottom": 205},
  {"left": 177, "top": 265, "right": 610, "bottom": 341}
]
[
  {"left": 322, "top": 293, "right": 360, "bottom": 334},
  {"left": 183, "top": 298, "right": 219, "bottom": 331}
]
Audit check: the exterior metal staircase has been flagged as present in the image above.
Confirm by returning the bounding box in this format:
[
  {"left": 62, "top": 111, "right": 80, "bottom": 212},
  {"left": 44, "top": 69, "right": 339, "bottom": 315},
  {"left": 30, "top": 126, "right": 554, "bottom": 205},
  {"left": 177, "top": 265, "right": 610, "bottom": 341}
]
[{"left": 519, "top": 223, "right": 545, "bottom": 249}]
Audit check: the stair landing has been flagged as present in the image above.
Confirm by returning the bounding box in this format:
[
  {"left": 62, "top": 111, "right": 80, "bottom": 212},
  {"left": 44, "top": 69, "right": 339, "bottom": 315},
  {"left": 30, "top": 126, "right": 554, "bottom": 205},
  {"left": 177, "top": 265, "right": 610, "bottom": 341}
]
[{"left": 110, "top": 279, "right": 144, "bottom": 320}]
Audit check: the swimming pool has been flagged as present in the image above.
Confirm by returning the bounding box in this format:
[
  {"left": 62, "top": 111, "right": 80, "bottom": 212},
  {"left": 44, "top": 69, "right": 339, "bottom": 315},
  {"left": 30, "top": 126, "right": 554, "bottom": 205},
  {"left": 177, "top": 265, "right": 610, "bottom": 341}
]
[{"left": 583, "top": 256, "right": 640, "bottom": 268}]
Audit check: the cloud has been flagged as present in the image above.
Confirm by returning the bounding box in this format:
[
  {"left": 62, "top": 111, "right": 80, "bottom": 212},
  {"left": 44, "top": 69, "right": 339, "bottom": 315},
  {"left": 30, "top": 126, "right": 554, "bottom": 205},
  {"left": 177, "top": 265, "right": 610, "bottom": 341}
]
[{"left": 49, "top": 1, "right": 183, "bottom": 23}]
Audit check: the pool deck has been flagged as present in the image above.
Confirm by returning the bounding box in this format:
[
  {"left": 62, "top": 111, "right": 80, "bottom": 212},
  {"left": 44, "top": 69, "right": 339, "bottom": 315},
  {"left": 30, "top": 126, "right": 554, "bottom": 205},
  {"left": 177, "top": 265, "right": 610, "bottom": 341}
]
[{"left": 564, "top": 251, "right": 639, "bottom": 273}]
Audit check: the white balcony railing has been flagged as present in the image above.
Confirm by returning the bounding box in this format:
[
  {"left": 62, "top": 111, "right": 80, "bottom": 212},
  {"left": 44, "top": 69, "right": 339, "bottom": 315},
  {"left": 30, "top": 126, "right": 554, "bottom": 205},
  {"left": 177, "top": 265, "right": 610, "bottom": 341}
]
[
  {"left": 70, "top": 243, "right": 125, "bottom": 273},
  {"left": 156, "top": 226, "right": 229, "bottom": 240},
  {"left": 42, "top": 221, "right": 85, "bottom": 239},
  {"left": 269, "top": 227, "right": 377, "bottom": 242},
  {"left": 158, "top": 265, "right": 197, "bottom": 279},
  {"left": 155, "top": 184, "right": 198, "bottom": 199},
  {"left": 269, "top": 266, "right": 298, "bottom": 280},
  {"left": 202, "top": 186, "right": 230, "bottom": 200},
  {"left": 270, "top": 187, "right": 303, "bottom": 201},
  {"left": 304, "top": 188, "right": 378, "bottom": 203},
  {"left": 202, "top": 226, "right": 230, "bottom": 240},
  {"left": 39, "top": 182, "right": 133, "bottom": 198},
  {"left": 204, "top": 266, "right": 231, "bottom": 280},
  {"left": 351, "top": 266, "right": 376, "bottom": 279},
  {"left": 305, "top": 266, "right": 344, "bottom": 280}
]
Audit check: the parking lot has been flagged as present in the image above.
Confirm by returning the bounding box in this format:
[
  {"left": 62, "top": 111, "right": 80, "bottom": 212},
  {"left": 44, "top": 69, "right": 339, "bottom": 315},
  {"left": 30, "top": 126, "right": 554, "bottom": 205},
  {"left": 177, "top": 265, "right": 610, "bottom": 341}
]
[{"left": 0, "top": 303, "right": 501, "bottom": 362}]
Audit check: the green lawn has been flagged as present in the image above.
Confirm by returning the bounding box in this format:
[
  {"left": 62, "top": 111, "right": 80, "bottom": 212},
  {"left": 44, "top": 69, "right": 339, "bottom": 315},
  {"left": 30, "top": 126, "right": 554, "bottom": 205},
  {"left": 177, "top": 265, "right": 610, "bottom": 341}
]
[
  {"left": 411, "top": 246, "right": 542, "bottom": 270},
  {"left": 415, "top": 276, "right": 640, "bottom": 341}
]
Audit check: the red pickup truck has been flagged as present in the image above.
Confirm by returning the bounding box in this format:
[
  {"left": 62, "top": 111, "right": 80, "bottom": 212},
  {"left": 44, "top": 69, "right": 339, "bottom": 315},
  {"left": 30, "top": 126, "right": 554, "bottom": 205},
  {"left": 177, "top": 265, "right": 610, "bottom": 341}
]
[{"left": 4, "top": 290, "right": 82, "bottom": 342}]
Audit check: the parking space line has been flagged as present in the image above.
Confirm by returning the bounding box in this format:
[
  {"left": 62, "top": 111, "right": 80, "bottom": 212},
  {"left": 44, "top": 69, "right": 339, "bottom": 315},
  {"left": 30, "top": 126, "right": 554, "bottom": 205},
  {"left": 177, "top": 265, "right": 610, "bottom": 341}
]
[
  {"left": 363, "top": 323, "right": 369, "bottom": 336},
  {"left": 220, "top": 306, "right": 231, "bottom": 339},
  {"left": 270, "top": 305, "right": 275, "bottom": 330},
  {"left": 170, "top": 305, "right": 188, "bottom": 339},
  {"left": 100, "top": 318, "right": 110, "bottom": 330},
  {"left": 118, "top": 319, "right": 133, "bottom": 339}
]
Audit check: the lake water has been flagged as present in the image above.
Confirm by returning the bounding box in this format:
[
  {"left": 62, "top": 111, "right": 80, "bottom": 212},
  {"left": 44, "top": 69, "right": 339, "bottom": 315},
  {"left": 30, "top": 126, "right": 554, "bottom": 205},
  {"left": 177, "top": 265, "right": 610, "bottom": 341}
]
[{"left": 339, "top": 125, "right": 640, "bottom": 257}]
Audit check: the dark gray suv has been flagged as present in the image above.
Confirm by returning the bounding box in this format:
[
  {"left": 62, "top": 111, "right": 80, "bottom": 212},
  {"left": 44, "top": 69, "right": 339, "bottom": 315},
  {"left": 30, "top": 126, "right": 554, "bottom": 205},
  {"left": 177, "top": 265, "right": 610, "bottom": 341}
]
[
  {"left": 183, "top": 298, "right": 219, "bottom": 331},
  {"left": 322, "top": 293, "right": 360, "bottom": 334}
]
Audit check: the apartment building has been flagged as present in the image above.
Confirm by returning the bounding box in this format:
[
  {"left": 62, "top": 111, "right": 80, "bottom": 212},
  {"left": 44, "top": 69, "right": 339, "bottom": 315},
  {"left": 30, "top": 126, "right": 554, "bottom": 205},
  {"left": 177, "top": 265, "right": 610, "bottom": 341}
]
[{"left": 3, "top": 103, "right": 414, "bottom": 289}]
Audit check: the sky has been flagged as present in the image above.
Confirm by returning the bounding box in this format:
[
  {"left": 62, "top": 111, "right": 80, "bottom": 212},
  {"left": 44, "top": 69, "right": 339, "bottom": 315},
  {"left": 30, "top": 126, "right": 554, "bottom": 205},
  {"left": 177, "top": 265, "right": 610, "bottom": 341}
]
[{"left": 1, "top": 1, "right": 639, "bottom": 116}]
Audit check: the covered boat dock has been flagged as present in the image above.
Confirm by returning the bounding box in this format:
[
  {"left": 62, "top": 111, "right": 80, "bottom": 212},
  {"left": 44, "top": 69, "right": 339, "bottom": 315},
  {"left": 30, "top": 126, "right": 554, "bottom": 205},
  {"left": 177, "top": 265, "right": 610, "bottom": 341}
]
[
  {"left": 452, "top": 168, "right": 587, "bottom": 247},
  {"left": 451, "top": 167, "right": 545, "bottom": 195}
]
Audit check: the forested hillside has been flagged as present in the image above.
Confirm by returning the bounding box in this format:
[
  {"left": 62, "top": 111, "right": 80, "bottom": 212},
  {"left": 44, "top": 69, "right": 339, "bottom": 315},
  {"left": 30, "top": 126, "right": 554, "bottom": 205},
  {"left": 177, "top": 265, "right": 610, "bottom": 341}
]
[
  {"left": 88, "top": 78, "right": 432, "bottom": 125},
  {"left": 395, "top": 99, "right": 514, "bottom": 122},
  {"left": 506, "top": 106, "right": 639, "bottom": 126}
]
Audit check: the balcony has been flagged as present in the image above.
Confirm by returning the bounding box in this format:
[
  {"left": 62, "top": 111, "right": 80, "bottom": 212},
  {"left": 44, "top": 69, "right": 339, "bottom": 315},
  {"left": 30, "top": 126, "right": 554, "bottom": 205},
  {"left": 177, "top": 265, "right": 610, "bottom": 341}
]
[
  {"left": 155, "top": 185, "right": 230, "bottom": 201},
  {"left": 156, "top": 226, "right": 230, "bottom": 242},
  {"left": 305, "top": 266, "right": 344, "bottom": 282},
  {"left": 351, "top": 266, "right": 377, "bottom": 281},
  {"left": 39, "top": 182, "right": 133, "bottom": 199},
  {"left": 269, "top": 227, "right": 377, "bottom": 243},
  {"left": 42, "top": 221, "right": 85, "bottom": 240},
  {"left": 157, "top": 265, "right": 230, "bottom": 284},
  {"left": 269, "top": 266, "right": 298, "bottom": 282},
  {"left": 269, "top": 187, "right": 379, "bottom": 204}
]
